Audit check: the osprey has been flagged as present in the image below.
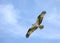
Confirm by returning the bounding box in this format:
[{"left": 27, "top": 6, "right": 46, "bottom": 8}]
[{"left": 26, "top": 11, "right": 46, "bottom": 38}]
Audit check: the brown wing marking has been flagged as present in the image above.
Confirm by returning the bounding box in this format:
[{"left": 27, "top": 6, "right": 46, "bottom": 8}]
[
  {"left": 26, "top": 25, "right": 38, "bottom": 38},
  {"left": 37, "top": 11, "right": 46, "bottom": 25}
]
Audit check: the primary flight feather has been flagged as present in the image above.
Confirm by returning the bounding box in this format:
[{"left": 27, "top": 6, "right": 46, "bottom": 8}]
[{"left": 26, "top": 11, "right": 46, "bottom": 38}]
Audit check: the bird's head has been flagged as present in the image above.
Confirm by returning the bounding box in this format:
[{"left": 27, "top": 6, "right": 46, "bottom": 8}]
[{"left": 38, "top": 25, "right": 44, "bottom": 29}]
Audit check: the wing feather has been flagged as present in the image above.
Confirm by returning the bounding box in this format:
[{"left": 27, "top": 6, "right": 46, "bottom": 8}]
[
  {"left": 26, "top": 25, "right": 38, "bottom": 38},
  {"left": 36, "top": 11, "right": 46, "bottom": 25}
]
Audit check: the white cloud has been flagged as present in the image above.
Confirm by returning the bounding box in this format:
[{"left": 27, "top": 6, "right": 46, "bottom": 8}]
[
  {"left": 0, "top": 4, "right": 26, "bottom": 38},
  {"left": 46, "top": 7, "right": 60, "bottom": 27},
  {"left": 0, "top": 4, "right": 18, "bottom": 24}
]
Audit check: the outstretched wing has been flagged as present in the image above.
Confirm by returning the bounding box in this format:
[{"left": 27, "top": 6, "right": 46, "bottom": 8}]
[
  {"left": 26, "top": 25, "right": 38, "bottom": 38},
  {"left": 36, "top": 11, "right": 46, "bottom": 25}
]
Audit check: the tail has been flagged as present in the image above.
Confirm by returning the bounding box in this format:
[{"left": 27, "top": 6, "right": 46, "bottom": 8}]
[{"left": 38, "top": 25, "right": 44, "bottom": 29}]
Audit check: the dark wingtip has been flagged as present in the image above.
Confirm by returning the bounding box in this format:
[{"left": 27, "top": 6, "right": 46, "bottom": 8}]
[
  {"left": 26, "top": 33, "right": 29, "bottom": 38},
  {"left": 42, "top": 11, "right": 46, "bottom": 14}
]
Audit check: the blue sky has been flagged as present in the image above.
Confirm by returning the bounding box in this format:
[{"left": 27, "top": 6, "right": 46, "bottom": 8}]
[{"left": 0, "top": 0, "right": 60, "bottom": 43}]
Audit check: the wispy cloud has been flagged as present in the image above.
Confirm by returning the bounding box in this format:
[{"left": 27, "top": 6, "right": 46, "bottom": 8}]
[{"left": 0, "top": 4, "right": 26, "bottom": 38}]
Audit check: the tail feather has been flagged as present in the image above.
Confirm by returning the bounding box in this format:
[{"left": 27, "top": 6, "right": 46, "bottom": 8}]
[{"left": 38, "top": 25, "right": 44, "bottom": 29}]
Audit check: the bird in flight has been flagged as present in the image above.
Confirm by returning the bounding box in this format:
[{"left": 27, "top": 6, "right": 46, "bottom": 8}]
[{"left": 26, "top": 11, "right": 46, "bottom": 38}]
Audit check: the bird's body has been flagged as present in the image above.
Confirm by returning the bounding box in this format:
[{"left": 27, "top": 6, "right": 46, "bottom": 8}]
[{"left": 26, "top": 11, "right": 46, "bottom": 38}]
